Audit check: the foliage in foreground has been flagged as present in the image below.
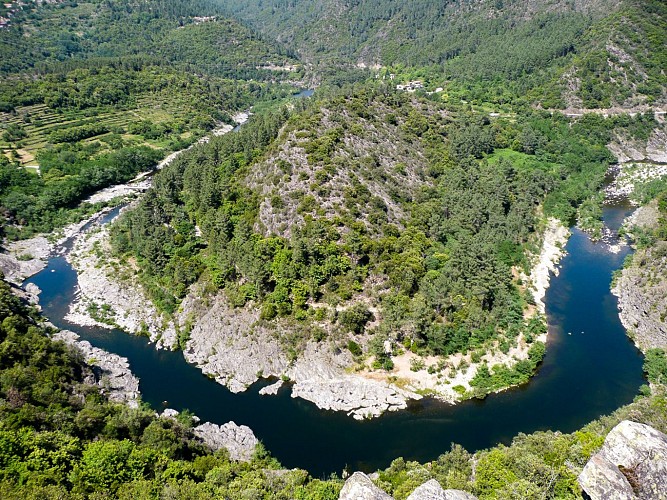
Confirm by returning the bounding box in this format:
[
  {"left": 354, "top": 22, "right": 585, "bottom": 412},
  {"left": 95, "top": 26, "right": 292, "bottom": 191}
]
[
  {"left": 0, "top": 276, "right": 341, "bottom": 499},
  {"left": 0, "top": 271, "right": 666, "bottom": 499}
]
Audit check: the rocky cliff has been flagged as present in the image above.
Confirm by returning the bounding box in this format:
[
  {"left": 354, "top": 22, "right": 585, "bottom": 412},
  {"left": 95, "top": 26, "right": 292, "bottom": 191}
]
[
  {"left": 613, "top": 203, "right": 667, "bottom": 350},
  {"left": 193, "top": 421, "right": 259, "bottom": 462},
  {"left": 180, "top": 285, "right": 420, "bottom": 419},
  {"left": 53, "top": 329, "right": 141, "bottom": 408}
]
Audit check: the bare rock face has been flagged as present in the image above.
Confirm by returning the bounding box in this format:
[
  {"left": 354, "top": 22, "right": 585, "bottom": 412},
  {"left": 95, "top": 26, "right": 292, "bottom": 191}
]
[
  {"left": 258, "top": 379, "right": 284, "bottom": 395},
  {"left": 291, "top": 376, "right": 416, "bottom": 420},
  {"left": 181, "top": 292, "right": 290, "bottom": 393},
  {"left": 607, "top": 126, "right": 667, "bottom": 164},
  {"left": 181, "top": 290, "right": 420, "bottom": 419},
  {"left": 66, "top": 225, "right": 178, "bottom": 349},
  {"left": 578, "top": 421, "right": 667, "bottom": 500},
  {"left": 406, "top": 480, "right": 477, "bottom": 500},
  {"left": 613, "top": 204, "right": 667, "bottom": 351},
  {"left": 193, "top": 421, "right": 259, "bottom": 462},
  {"left": 339, "top": 472, "right": 393, "bottom": 500},
  {"left": 288, "top": 342, "right": 420, "bottom": 420},
  {"left": 0, "top": 236, "right": 50, "bottom": 285}
]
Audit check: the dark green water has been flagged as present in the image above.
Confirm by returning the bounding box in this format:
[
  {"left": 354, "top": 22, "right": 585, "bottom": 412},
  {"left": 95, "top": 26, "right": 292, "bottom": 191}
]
[{"left": 25, "top": 202, "right": 644, "bottom": 477}]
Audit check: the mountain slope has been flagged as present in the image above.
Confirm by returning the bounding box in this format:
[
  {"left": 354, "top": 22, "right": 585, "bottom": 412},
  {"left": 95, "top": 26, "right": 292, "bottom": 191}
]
[
  {"left": 221, "top": 0, "right": 666, "bottom": 107},
  {"left": 550, "top": 0, "right": 667, "bottom": 109},
  {"left": 0, "top": 0, "right": 297, "bottom": 79},
  {"left": 107, "top": 85, "right": 659, "bottom": 400}
]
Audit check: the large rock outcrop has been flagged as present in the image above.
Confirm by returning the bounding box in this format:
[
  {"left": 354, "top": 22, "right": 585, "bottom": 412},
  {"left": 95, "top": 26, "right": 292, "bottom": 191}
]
[
  {"left": 406, "top": 480, "right": 477, "bottom": 500},
  {"left": 193, "top": 421, "right": 259, "bottom": 462},
  {"left": 578, "top": 421, "right": 667, "bottom": 500},
  {"left": 613, "top": 204, "right": 667, "bottom": 350},
  {"left": 181, "top": 295, "right": 290, "bottom": 393},
  {"left": 180, "top": 286, "right": 420, "bottom": 419},
  {"left": 338, "top": 474, "right": 478, "bottom": 500},
  {"left": 288, "top": 342, "right": 420, "bottom": 420},
  {"left": 339, "top": 472, "right": 393, "bottom": 500},
  {"left": 53, "top": 329, "right": 140, "bottom": 407},
  {"left": 66, "top": 224, "right": 178, "bottom": 349},
  {"left": 607, "top": 126, "right": 667, "bottom": 164},
  {"left": 0, "top": 236, "right": 50, "bottom": 285}
]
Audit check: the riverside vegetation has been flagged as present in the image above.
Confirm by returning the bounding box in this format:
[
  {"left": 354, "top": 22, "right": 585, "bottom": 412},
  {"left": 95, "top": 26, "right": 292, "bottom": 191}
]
[
  {"left": 1, "top": 0, "right": 667, "bottom": 497},
  {"left": 0, "top": 272, "right": 666, "bottom": 498}
]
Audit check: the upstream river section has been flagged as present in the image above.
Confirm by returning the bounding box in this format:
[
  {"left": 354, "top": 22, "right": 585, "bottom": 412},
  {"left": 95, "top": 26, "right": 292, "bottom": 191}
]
[{"left": 27, "top": 201, "right": 644, "bottom": 477}]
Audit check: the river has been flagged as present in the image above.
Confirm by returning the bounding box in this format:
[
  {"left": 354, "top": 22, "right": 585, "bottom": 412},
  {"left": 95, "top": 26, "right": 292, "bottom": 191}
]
[{"left": 24, "top": 198, "right": 645, "bottom": 477}]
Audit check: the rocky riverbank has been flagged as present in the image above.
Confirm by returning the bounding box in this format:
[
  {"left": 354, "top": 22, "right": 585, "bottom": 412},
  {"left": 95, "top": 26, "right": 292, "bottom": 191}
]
[
  {"left": 612, "top": 202, "right": 667, "bottom": 351},
  {"left": 605, "top": 124, "right": 667, "bottom": 202},
  {"left": 63, "top": 186, "right": 421, "bottom": 420},
  {"left": 0, "top": 235, "right": 50, "bottom": 285},
  {"left": 65, "top": 221, "right": 179, "bottom": 349},
  {"left": 62, "top": 201, "right": 571, "bottom": 417},
  {"left": 53, "top": 329, "right": 141, "bottom": 408},
  {"left": 179, "top": 285, "right": 421, "bottom": 419},
  {"left": 606, "top": 122, "right": 667, "bottom": 352}
]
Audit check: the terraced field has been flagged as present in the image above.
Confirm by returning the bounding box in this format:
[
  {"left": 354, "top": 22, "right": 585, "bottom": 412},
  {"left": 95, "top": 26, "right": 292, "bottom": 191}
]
[{"left": 1, "top": 92, "right": 226, "bottom": 169}]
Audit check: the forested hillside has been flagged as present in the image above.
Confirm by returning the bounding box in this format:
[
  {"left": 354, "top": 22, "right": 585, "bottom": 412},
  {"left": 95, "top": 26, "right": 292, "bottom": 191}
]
[
  {"left": 110, "top": 84, "right": 656, "bottom": 395},
  {"left": 221, "top": 0, "right": 667, "bottom": 107},
  {"left": 0, "top": 0, "right": 301, "bottom": 240},
  {"left": 0, "top": 0, "right": 297, "bottom": 78}
]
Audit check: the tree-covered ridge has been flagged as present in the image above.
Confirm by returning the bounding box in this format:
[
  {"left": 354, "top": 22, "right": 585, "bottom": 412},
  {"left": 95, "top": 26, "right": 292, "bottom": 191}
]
[
  {"left": 109, "top": 85, "right": 652, "bottom": 390},
  {"left": 221, "top": 0, "right": 610, "bottom": 65},
  {"left": 0, "top": 276, "right": 342, "bottom": 498},
  {"left": 0, "top": 0, "right": 298, "bottom": 79},
  {"left": 221, "top": 0, "right": 666, "bottom": 107}
]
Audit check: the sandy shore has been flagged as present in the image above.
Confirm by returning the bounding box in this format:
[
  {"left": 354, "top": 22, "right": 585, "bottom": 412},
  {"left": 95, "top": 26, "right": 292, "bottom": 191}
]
[{"left": 528, "top": 218, "right": 570, "bottom": 315}]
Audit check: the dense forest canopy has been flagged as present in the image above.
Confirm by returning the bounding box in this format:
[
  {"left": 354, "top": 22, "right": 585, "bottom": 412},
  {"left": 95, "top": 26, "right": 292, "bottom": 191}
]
[
  {"left": 0, "top": 0, "right": 298, "bottom": 78},
  {"left": 0, "top": 0, "right": 302, "bottom": 239}
]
